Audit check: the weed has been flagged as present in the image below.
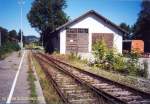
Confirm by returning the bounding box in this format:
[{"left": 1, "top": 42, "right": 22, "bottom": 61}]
[
  {"left": 32, "top": 56, "right": 61, "bottom": 104},
  {"left": 28, "top": 53, "right": 37, "bottom": 104}
]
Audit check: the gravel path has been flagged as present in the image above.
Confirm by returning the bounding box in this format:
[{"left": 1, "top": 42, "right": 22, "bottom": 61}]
[
  {"left": 0, "top": 52, "right": 21, "bottom": 103},
  {"left": 11, "top": 50, "right": 30, "bottom": 104}
]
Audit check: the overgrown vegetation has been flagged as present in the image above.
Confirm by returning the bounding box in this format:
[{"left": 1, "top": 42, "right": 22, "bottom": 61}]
[
  {"left": 51, "top": 52, "right": 150, "bottom": 93},
  {"left": 28, "top": 52, "right": 37, "bottom": 104},
  {"left": 0, "top": 42, "right": 20, "bottom": 59},
  {"left": 32, "top": 55, "right": 61, "bottom": 104},
  {"left": 0, "top": 26, "right": 21, "bottom": 59},
  {"left": 92, "top": 40, "right": 148, "bottom": 78}
]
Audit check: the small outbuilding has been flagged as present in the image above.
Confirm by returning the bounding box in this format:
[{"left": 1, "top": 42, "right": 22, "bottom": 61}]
[{"left": 50, "top": 10, "right": 128, "bottom": 59}]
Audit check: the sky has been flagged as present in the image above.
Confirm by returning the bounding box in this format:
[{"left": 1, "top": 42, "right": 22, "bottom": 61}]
[{"left": 0, "top": 0, "right": 141, "bottom": 37}]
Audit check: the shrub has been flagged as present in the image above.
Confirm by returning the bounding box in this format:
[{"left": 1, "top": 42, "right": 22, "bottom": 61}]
[
  {"left": 0, "top": 42, "right": 20, "bottom": 59},
  {"left": 93, "top": 40, "right": 126, "bottom": 71},
  {"left": 91, "top": 39, "right": 147, "bottom": 77},
  {"left": 68, "top": 52, "right": 81, "bottom": 60},
  {"left": 113, "top": 55, "right": 127, "bottom": 73},
  {"left": 92, "top": 39, "right": 108, "bottom": 64}
]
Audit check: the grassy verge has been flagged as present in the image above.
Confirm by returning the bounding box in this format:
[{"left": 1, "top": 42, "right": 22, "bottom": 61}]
[
  {"left": 32, "top": 55, "right": 61, "bottom": 104},
  {"left": 28, "top": 53, "right": 37, "bottom": 104}
]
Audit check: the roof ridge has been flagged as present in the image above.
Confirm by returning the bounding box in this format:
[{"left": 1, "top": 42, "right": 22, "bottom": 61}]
[{"left": 52, "top": 10, "right": 129, "bottom": 35}]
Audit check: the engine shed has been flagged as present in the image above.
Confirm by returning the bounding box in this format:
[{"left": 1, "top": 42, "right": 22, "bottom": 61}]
[{"left": 50, "top": 10, "right": 128, "bottom": 59}]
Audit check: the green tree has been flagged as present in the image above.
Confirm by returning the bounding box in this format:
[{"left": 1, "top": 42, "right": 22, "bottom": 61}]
[
  {"left": 119, "top": 23, "right": 131, "bottom": 39},
  {"left": 27, "top": 0, "right": 68, "bottom": 52},
  {"left": 18, "top": 30, "right": 25, "bottom": 45},
  {"left": 0, "top": 26, "right": 9, "bottom": 45},
  {"left": 9, "top": 30, "right": 18, "bottom": 39},
  {"left": 133, "top": 1, "right": 150, "bottom": 51}
]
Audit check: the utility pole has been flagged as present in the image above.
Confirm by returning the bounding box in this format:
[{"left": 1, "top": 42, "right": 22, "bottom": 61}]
[
  {"left": 0, "top": 31, "right": 1, "bottom": 47},
  {"left": 42, "top": 34, "right": 43, "bottom": 48},
  {"left": 18, "top": 0, "right": 25, "bottom": 49}
]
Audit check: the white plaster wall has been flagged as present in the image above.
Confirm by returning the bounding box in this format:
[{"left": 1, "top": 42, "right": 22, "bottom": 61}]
[
  {"left": 59, "top": 14, "right": 123, "bottom": 55},
  {"left": 69, "top": 14, "right": 123, "bottom": 53},
  {"left": 113, "top": 33, "right": 123, "bottom": 53},
  {"left": 60, "top": 30, "right": 66, "bottom": 54}
]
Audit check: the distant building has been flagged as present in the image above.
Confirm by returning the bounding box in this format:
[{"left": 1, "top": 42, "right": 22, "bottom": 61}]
[{"left": 50, "top": 10, "right": 128, "bottom": 59}]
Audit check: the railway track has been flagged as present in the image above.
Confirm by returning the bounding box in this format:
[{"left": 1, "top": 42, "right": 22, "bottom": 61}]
[
  {"left": 34, "top": 53, "right": 117, "bottom": 104},
  {"left": 37, "top": 52, "right": 150, "bottom": 104}
]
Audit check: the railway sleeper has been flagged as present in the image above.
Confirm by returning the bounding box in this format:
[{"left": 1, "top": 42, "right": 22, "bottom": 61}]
[
  {"left": 65, "top": 89, "right": 89, "bottom": 94},
  {"left": 118, "top": 95, "right": 143, "bottom": 102},
  {"left": 61, "top": 84, "right": 78, "bottom": 88},
  {"left": 103, "top": 88, "right": 123, "bottom": 92},
  {"left": 69, "top": 98, "right": 98, "bottom": 104},
  {"left": 112, "top": 91, "right": 132, "bottom": 96},
  {"left": 67, "top": 92, "right": 94, "bottom": 100},
  {"left": 98, "top": 85, "right": 115, "bottom": 89},
  {"left": 128, "top": 99, "right": 150, "bottom": 104},
  {"left": 92, "top": 83, "right": 109, "bottom": 86}
]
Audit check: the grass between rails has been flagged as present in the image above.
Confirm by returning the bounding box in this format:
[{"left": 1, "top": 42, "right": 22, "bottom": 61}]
[
  {"left": 28, "top": 52, "right": 37, "bottom": 104},
  {"left": 32, "top": 54, "right": 61, "bottom": 104},
  {"left": 52, "top": 53, "right": 150, "bottom": 93}
]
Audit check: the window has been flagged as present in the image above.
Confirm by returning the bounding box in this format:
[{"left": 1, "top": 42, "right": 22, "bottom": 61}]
[
  {"left": 78, "top": 28, "right": 88, "bottom": 33},
  {"left": 67, "top": 28, "right": 88, "bottom": 33}
]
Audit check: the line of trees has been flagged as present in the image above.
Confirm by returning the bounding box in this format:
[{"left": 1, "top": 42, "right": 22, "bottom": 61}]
[
  {"left": 120, "top": 1, "right": 150, "bottom": 52},
  {"left": 0, "top": 26, "right": 25, "bottom": 45},
  {"left": 0, "top": 26, "right": 22, "bottom": 59},
  {"left": 0, "top": 26, "right": 18, "bottom": 45}
]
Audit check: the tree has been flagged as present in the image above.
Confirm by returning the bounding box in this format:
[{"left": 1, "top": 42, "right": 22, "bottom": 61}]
[
  {"left": 27, "top": 0, "right": 69, "bottom": 52},
  {"left": 9, "top": 30, "right": 18, "bottom": 39},
  {"left": 0, "top": 26, "right": 9, "bottom": 45},
  {"left": 133, "top": 1, "right": 150, "bottom": 52},
  {"left": 18, "top": 30, "right": 25, "bottom": 45},
  {"left": 120, "top": 23, "right": 131, "bottom": 33},
  {"left": 119, "top": 22, "right": 131, "bottom": 39}
]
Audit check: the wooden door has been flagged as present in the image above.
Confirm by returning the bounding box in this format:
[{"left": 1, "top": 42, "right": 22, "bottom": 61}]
[
  {"left": 92, "top": 33, "right": 114, "bottom": 48},
  {"left": 66, "top": 28, "right": 89, "bottom": 53}
]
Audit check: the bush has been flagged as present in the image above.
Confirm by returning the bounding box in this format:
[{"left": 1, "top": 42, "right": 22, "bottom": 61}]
[
  {"left": 0, "top": 42, "right": 20, "bottom": 59},
  {"left": 68, "top": 52, "right": 81, "bottom": 61},
  {"left": 92, "top": 40, "right": 145, "bottom": 77},
  {"left": 92, "top": 39, "right": 108, "bottom": 64},
  {"left": 113, "top": 55, "right": 127, "bottom": 73}
]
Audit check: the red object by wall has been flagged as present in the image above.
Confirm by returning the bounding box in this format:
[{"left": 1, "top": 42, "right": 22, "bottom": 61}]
[{"left": 131, "top": 40, "right": 144, "bottom": 53}]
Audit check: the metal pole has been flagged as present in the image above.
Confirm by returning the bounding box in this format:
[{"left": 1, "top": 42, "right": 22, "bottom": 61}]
[
  {"left": 18, "top": 0, "right": 24, "bottom": 49},
  {"left": 0, "top": 31, "right": 1, "bottom": 47},
  {"left": 42, "top": 34, "right": 43, "bottom": 48},
  {"left": 21, "top": 4, "right": 23, "bottom": 49}
]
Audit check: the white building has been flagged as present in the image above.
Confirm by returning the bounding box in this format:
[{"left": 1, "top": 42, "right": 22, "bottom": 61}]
[{"left": 50, "top": 10, "right": 128, "bottom": 59}]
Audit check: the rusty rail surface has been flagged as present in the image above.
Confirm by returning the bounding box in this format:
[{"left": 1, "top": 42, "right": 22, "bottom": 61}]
[{"left": 38, "top": 52, "right": 150, "bottom": 104}]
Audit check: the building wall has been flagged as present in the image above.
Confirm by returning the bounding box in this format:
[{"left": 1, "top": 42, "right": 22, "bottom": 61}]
[
  {"left": 60, "top": 29, "right": 66, "bottom": 54},
  {"left": 60, "top": 13, "right": 123, "bottom": 56}
]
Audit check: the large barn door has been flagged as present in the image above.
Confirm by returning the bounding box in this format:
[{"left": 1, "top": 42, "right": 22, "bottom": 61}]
[
  {"left": 92, "top": 33, "right": 114, "bottom": 48},
  {"left": 66, "top": 28, "right": 89, "bottom": 53}
]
